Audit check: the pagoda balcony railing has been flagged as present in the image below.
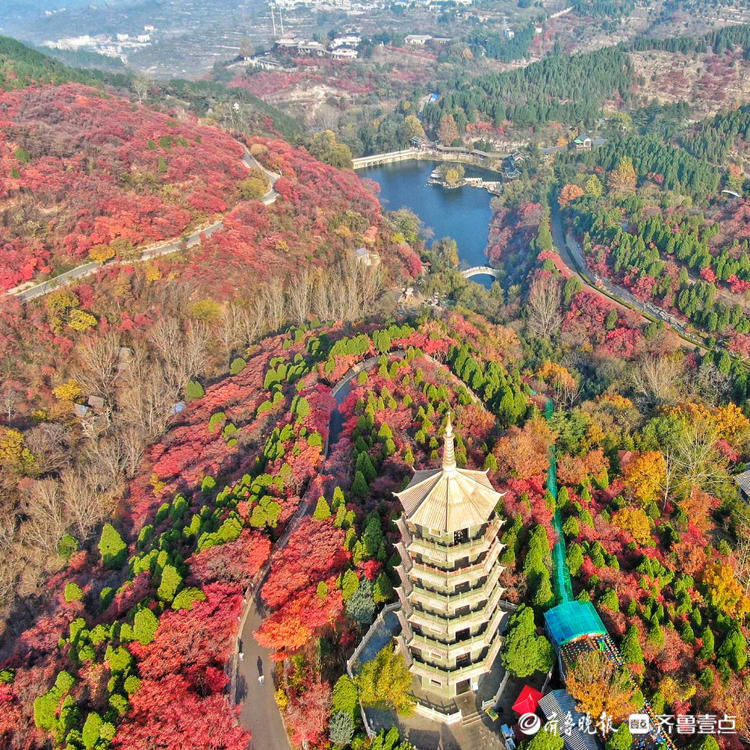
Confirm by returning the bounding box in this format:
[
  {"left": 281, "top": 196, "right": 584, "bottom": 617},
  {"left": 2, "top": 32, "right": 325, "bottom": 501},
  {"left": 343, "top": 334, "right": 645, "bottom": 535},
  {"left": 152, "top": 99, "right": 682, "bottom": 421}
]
[
  {"left": 408, "top": 580, "right": 505, "bottom": 635},
  {"left": 408, "top": 626, "right": 504, "bottom": 678},
  {"left": 396, "top": 514, "right": 504, "bottom": 549},
  {"left": 408, "top": 537, "right": 503, "bottom": 586},
  {"left": 404, "top": 517, "right": 504, "bottom": 564},
  {"left": 399, "top": 562, "right": 503, "bottom": 610},
  {"left": 408, "top": 578, "right": 504, "bottom": 625},
  {"left": 412, "top": 535, "right": 501, "bottom": 573},
  {"left": 404, "top": 605, "right": 506, "bottom": 661}
]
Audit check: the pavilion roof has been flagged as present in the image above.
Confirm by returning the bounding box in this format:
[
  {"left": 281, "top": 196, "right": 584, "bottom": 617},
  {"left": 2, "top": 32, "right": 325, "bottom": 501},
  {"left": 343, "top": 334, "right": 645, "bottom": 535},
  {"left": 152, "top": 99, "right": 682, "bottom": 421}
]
[{"left": 394, "top": 415, "right": 503, "bottom": 533}]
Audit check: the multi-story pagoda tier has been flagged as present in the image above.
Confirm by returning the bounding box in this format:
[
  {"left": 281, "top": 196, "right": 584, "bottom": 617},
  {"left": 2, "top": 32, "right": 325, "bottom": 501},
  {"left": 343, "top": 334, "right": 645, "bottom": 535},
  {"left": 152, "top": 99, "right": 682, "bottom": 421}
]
[{"left": 393, "top": 415, "right": 507, "bottom": 700}]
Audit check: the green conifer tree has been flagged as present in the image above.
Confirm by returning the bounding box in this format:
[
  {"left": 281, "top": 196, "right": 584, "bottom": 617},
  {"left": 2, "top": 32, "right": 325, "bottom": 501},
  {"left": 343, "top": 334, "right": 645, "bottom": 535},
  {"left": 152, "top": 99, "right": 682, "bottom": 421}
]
[
  {"left": 352, "top": 470, "right": 369, "bottom": 499},
  {"left": 620, "top": 625, "right": 644, "bottom": 667},
  {"left": 98, "top": 524, "right": 127, "bottom": 569},
  {"left": 313, "top": 496, "right": 332, "bottom": 520},
  {"left": 698, "top": 626, "right": 715, "bottom": 660}
]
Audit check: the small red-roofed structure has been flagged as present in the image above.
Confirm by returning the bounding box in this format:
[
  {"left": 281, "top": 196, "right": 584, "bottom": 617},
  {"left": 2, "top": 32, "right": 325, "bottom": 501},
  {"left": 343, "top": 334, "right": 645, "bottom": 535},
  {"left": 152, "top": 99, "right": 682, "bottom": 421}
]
[{"left": 512, "top": 685, "right": 544, "bottom": 715}]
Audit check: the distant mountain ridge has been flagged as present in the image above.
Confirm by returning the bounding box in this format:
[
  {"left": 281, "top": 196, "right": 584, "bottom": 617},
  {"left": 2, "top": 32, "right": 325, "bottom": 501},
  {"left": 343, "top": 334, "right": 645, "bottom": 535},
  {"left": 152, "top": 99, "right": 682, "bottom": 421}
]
[{"left": 0, "top": 36, "right": 302, "bottom": 141}]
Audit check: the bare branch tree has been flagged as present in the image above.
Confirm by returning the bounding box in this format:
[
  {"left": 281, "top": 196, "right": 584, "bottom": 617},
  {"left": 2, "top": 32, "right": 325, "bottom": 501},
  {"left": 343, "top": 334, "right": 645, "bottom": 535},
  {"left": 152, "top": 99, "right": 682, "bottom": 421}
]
[
  {"left": 661, "top": 447, "right": 677, "bottom": 510},
  {"left": 672, "top": 420, "right": 726, "bottom": 497},
  {"left": 693, "top": 362, "right": 732, "bottom": 405},
  {"left": 61, "top": 469, "right": 107, "bottom": 540},
  {"left": 148, "top": 319, "right": 209, "bottom": 398},
  {"left": 631, "top": 354, "right": 683, "bottom": 407},
  {"left": 132, "top": 74, "right": 151, "bottom": 104},
  {"left": 83, "top": 437, "right": 124, "bottom": 494},
  {"left": 339, "top": 254, "right": 362, "bottom": 320},
  {"left": 118, "top": 347, "right": 175, "bottom": 441},
  {"left": 526, "top": 274, "right": 562, "bottom": 339},
  {"left": 148, "top": 318, "right": 185, "bottom": 397},
  {"left": 235, "top": 301, "right": 264, "bottom": 349},
  {"left": 0, "top": 513, "right": 19, "bottom": 607},
  {"left": 357, "top": 261, "right": 383, "bottom": 316},
  {"left": 25, "top": 423, "right": 71, "bottom": 475},
  {"left": 218, "top": 303, "right": 246, "bottom": 359},
  {"left": 183, "top": 322, "right": 211, "bottom": 387},
  {"left": 75, "top": 332, "right": 121, "bottom": 404},
  {"left": 119, "top": 425, "right": 145, "bottom": 479},
  {"left": 261, "top": 278, "right": 286, "bottom": 332},
  {"left": 0, "top": 383, "right": 21, "bottom": 424},
  {"left": 287, "top": 269, "right": 313, "bottom": 325},
  {"left": 23, "top": 479, "right": 66, "bottom": 555},
  {"left": 312, "top": 271, "right": 333, "bottom": 322},
  {"left": 735, "top": 521, "right": 750, "bottom": 595}
]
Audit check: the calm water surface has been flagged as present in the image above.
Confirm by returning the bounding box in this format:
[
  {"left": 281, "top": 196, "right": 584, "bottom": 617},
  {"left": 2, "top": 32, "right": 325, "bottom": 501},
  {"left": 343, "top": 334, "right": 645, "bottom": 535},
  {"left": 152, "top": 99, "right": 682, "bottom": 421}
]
[{"left": 360, "top": 160, "right": 495, "bottom": 272}]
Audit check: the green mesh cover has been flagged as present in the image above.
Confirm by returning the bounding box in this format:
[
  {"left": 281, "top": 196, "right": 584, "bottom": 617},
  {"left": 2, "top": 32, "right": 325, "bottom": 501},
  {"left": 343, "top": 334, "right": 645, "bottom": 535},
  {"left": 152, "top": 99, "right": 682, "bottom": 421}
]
[{"left": 544, "top": 600, "right": 607, "bottom": 648}]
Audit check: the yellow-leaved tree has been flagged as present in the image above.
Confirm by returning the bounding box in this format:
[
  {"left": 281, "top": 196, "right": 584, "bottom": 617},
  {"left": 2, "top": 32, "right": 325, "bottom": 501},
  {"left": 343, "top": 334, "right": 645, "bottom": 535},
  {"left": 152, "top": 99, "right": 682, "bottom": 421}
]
[
  {"left": 608, "top": 157, "right": 637, "bottom": 194},
  {"left": 357, "top": 644, "right": 415, "bottom": 715},
  {"left": 537, "top": 361, "right": 578, "bottom": 405},
  {"left": 713, "top": 403, "right": 750, "bottom": 447},
  {"left": 0, "top": 427, "right": 35, "bottom": 476},
  {"left": 612, "top": 506, "right": 652, "bottom": 545},
  {"left": 566, "top": 649, "right": 636, "bottom": 727},
  {"left": 702, "top": 561, "right": 750, "bottom": 620},
  {"left": 52, "top": 379, "right": 82, "bottom": 402},
  {"left": 623, "top": 450, "right": 666, "bottom": 505},
  {"left": 67, "top": 309, "right": 98, "bottom": 332},
  {"left": 88, "top": 244, "right": 116, "bottom": 264},
  {"left": 659, "top": 676, "right": 696, "bottom": 706},
  {"left": 404, "top": 114, "right": 425, "bottom": 140},
  {"left": 45, "top": 289, "right": 80, "bottom": 334}
]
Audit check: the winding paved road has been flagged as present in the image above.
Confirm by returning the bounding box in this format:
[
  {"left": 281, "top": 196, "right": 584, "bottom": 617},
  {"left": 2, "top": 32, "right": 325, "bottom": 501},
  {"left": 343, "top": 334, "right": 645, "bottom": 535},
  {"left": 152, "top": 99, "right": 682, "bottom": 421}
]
[
  {"left": 549, "top": 203, "right": 707, "bottom": 351},
  {"left": 11, "top": 220, "right": 226, "bottom": 304},
  {"left": 236, "top": 596, "right": 289, "bottom": 750},
  {"left": 6, "top": 146, "right": 280, "bottom": 304},
  {"left": 233, "top": 370, "right": 356, "bottom": 750},
  {"left": 12, "top": 261, "right": 101, "bottom": 303}
]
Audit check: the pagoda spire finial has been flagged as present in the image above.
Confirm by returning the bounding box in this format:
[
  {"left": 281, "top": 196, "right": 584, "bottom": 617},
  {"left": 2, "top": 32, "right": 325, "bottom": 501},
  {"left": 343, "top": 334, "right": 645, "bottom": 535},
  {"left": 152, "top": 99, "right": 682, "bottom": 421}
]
[{"left": 442, "top": 413, "right": 456, "bottom": 470}]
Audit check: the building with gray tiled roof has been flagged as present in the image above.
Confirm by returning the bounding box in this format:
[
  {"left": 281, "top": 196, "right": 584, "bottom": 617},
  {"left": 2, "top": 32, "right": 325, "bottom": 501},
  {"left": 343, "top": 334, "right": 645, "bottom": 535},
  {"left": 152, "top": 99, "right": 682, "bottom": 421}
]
[{"left": 538, "top": 689, "right": 603, "bottom": 750}]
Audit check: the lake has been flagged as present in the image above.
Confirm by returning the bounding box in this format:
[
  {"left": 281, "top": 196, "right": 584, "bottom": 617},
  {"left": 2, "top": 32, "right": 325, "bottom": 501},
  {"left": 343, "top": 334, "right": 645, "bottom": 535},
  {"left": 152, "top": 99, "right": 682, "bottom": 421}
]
[{"left": 359, "top": 159, "right": 496, "bottom": 280}]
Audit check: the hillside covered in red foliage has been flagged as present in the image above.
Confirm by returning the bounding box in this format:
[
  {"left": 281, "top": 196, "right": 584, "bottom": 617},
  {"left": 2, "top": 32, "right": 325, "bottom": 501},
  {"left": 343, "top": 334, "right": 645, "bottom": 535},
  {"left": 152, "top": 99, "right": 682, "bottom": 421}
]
[{"left": 0, "top": 82, "right": 249, "bottom": 290}]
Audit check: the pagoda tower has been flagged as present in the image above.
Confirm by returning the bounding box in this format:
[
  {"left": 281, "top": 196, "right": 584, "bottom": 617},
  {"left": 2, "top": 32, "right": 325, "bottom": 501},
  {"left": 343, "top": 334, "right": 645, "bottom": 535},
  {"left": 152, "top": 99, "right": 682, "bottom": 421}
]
[{"left": 393, "top": 415, "right": 508, "bottom": 701}]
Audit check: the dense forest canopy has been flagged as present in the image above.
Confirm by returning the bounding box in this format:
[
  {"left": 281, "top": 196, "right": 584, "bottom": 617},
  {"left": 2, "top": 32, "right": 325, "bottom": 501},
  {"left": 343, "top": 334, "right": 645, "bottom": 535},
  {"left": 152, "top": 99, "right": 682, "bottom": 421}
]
[
  {"left": 572, "top": 0, "right": 636, "bottom": 18},
  {"left": 680, "top": 106, "right": 750, "bottom": 164},
  {"left": 422, "top": 47, "right": 633, "bottom": 129},
  {"left": 572, "top": 134, "right": 722, "bottom": 197},
  {"left": 467, "top": 23, "right": 536, "bottom": 62},
  {"left": 630, "top": 22, "right": 750, "bottom": 58}
]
